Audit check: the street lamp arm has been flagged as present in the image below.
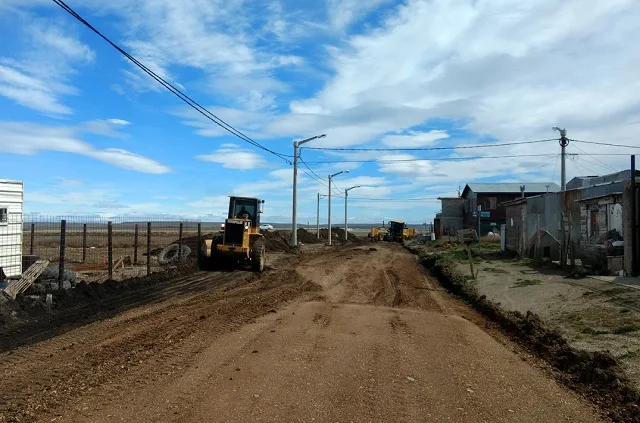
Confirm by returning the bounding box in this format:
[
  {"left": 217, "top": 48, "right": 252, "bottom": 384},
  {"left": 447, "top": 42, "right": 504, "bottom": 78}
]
[{"left": 296, "top": 133, "right": 326, "bottom": 147}]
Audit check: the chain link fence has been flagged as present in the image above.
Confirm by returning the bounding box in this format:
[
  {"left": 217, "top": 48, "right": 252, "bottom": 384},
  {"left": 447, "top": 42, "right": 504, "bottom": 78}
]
[{"left": 22, "top": 215, "right": 201, "bottom": 284}]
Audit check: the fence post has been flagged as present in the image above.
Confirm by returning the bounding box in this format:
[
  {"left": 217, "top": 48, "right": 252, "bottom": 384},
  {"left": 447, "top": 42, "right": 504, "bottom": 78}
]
[
  {"left": 108, "top": 221, "right": 113, "bottom": 280},
  {"left": 146, "top": 222, "right": 151, "bottom": 275},
  {"left": 82, "top": 223, "right": 87, "bottom": 263},
  {"left": 197, "top": 223, "right": 201, "bottom": 260},
  {"left": 133, "top": 224, "right": 139, "bottom": 265},
  {"left": 58, "top": 220, "right": 66, "bottom": 286},
  {"left": 30, "top": 223, "right": 35, "bottom": 255},
  {"left": 178, "top": 222, "right": 183, "bottom": 262}
]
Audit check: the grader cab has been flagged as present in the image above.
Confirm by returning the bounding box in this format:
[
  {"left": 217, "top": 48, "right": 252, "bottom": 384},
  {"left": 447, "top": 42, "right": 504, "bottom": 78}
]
[{"left": 200, "top": 196, "right": 266, "bottom": 272}]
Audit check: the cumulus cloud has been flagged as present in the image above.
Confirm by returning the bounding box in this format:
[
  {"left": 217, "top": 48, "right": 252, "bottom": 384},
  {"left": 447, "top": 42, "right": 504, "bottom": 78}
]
[
  {"left": 195, "top": 145, "right": 270, "bottom": 170},
  {"left": 0, "top": 121, "right": 171, "bottom": 174},
  {"left": 0, "top": 18, "right": 95, "bottom": 115},
  {"left": 381, "top": 130, "right": 449, "bottom": 147}
]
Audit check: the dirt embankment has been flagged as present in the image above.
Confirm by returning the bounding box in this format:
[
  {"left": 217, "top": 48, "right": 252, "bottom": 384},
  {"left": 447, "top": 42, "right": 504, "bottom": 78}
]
[{"left": 414, "top": 247, "right": 640, "bottom": 423}]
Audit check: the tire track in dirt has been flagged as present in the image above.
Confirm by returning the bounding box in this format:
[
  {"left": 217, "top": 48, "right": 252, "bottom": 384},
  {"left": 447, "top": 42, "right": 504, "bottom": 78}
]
[{"left": 0, "top": 265, "right": 319, "bottom": 423}]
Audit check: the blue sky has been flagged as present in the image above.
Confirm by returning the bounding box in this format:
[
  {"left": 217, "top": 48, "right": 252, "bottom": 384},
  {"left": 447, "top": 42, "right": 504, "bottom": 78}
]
[{"left": 1, "top": 0, "right": 639, "bottom": 223}]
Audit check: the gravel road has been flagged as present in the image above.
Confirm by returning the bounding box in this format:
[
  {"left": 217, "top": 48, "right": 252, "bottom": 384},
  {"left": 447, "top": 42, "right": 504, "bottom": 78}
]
[{"left": 0, "top": 243, "right": 605, "bottom": 422}]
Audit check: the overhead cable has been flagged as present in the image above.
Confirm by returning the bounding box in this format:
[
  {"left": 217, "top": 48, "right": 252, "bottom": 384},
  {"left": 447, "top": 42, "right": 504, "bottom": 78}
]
[
  {"left": 302, "top": 139, "right": 558, "bottom": 152},
  {"left": 52, "top": 0, "right": 291, "bottom": 163}
]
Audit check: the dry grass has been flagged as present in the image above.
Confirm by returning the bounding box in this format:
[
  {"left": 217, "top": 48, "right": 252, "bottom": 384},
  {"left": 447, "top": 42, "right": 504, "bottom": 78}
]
[
  {"left": 479, "top": 235, "right": 501, "bottom": 243},
  {"left": 24, "top": 231, "right": 194, "bottom": 265}
]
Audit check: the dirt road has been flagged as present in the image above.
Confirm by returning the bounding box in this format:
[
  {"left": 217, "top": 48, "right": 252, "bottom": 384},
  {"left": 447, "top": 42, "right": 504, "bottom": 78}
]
[{"left": 0, "top": 244, "right": 605, "bottom": 422}]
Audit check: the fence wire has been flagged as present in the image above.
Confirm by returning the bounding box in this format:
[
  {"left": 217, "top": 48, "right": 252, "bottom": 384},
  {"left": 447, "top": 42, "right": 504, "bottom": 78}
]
[{"left": 22, "top": 215, "right": 201, "bottom": 284}]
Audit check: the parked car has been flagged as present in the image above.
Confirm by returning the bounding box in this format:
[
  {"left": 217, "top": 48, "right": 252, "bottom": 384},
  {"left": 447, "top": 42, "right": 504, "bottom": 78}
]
[{"left": 259, "top": 223, "right": 274, "bottom": 231}]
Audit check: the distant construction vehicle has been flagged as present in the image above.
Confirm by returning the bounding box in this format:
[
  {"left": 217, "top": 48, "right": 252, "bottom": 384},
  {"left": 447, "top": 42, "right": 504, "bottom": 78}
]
[
  {"left": 384, "top": 220, "right": 406, "bottom": 243},
  {"left": 200, "top": 196, "right": 266, "bottom": 272},
  {"left": 368, "top": 227, "right": 388, "bottom": 241}
]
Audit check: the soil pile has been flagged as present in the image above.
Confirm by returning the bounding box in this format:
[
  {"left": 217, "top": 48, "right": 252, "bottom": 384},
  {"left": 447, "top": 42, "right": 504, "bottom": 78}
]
[
  {"left": 263, "top": 230, "right": 293, "bottom": 252},
  {"left": 296, "top": 228, "right": 321, "bottom": 244},
  {"left": 319, "top": 227, "right": 358, "bottom": 241}
]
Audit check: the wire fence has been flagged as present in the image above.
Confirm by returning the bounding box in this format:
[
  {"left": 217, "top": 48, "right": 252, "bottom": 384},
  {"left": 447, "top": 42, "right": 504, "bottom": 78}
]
[{"left": 22, "top": 215, "right": 202, "bottom": 284}]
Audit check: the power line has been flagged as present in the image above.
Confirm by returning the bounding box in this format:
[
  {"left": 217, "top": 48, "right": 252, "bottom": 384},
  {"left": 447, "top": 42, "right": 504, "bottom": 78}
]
[
  {"left": 570, "top": 144, "right": 618, "bottom": 172},
  {"left": 571, "top": 139, "right": 640, "bottom": 149},
  {"left": 302, "top": 139, "right": 557, "bottom": 152},
  {"left": 52, "top": 0, "right": 291, "bottom": 163},
  {"left": 304, "top": 153, "right": 561, "bottom": 164},
  {"left": 551, "top": 154, "right": 560, "bottom": 182}
]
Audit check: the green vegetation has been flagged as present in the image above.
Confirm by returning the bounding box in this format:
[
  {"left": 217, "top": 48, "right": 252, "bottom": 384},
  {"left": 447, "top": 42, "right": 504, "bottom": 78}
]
[
  {"left": 482, "top": 266, "right": 509, "bottom": 274},
  {"left": 581, "top": 327, "right": 610, "bottom": 335},
  {"left": 612, "top": 324, "right": 640, "bottom": 335},
  {"left": 512, "top": 279, "right": 542, "bottom": 288}
]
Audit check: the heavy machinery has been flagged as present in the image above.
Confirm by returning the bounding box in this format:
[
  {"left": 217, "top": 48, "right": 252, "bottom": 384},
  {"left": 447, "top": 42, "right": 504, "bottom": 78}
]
[
  {"left": 384, "top": 220, "right": 406, "bottom": 243},
  {"left": 403, "top": 227, "right": 417, "bottom": 239},
  {"left": 368, "top": 227, "right": 388, "bottom": 241},
  {"left": 200, "top": 196, "right": 266, "bottom": 272}
]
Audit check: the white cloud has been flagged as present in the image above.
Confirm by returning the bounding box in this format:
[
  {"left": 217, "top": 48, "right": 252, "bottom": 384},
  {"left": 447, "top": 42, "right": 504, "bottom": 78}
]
[
  {"left": 195, "top": 146, "right": 270, "bottom": 170},
  {"left": 381, "top": 130, "right": 449, "bottom": 147},
  {"left": 327, "top": 0, "right": 390, "bottom": 31},
  {"left": 0, "top": 121, "right": 171, "bottom": 174},
  {"left": 268, "top": 0, "right": 640, "bottom": 175},
  {"left": 107, "top": 119, "right": 131, "bottom": 126},
  {"left": 0, "top": 19, "right": 95, "bottom": 115}
]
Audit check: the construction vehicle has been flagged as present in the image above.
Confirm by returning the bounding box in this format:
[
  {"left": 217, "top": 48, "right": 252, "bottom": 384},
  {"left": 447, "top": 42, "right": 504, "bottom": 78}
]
[
  {"left": 368, "top": 227, "right": 388, "bottom": 241},
  {"left": 384, "top": 220, "right": 406, "bottom": 243},
  {"left": 403, "top": 227, "right": 417, "bottom": 239},
  {"left": 200, "top": 196, "right": 266, "bottom": 272}
]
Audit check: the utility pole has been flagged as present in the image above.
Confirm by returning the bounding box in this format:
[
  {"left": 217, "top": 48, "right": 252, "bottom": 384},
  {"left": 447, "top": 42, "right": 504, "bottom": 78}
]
[
  {"left": 553, "top": 127, "right": 569, "bottom": 191},
  {"left": 316, "top": 193, "right": 322, "bottom": 238},
  {"left": 291, "top": 134, "right": 326, "bottom": 247},
  {"left": 553, "top": 126, "right": 569, "bottom": 267},
  {"left": 632, "top": 155, "right": 637, "bottom": 276},
  {"left": 328, "top": 170, "right": 349, "bottom": 246},
  {"left": 344, "top": 185, "right": 361, "bottom": 241}
]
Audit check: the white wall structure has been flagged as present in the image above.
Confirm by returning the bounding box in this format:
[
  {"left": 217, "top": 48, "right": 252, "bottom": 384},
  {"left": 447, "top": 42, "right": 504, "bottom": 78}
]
[{"left": 0, "top": 180, "right": 24, "bottom": 278}]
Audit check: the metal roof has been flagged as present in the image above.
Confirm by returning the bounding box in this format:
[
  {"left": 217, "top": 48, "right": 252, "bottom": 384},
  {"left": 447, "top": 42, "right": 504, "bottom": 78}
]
[{"left": 462, "top": 182, "right": 560, "bottom": 196}]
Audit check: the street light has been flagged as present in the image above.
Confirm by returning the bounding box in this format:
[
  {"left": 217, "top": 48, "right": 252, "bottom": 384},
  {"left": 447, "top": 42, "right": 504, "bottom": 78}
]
[
  {"left": 291, "top": 134, "right": 327, "bottom": 247},
  {"left": 316, "top": 193, "right": 326, "bottom": 238},
  {"left": 344, "top": 185, "right": 361, "bottom": 241},
  {"left": 328, "top": 169, "right": 349, "bottom": 246}
]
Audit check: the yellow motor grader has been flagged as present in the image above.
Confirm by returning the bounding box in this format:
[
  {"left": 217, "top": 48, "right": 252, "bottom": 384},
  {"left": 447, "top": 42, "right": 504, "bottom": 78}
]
[{"left": 200, "top": 196, "right": 266, "bottom": 272}]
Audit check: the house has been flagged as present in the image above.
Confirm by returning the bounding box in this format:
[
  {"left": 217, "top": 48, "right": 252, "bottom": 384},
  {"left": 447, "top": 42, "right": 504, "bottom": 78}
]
[
  {"left": 436, "top": 197, "right": 464, "bottom": 237},
  {"left": 461, "top": 182, "right": 560, "bottom": 236},
  {"left": 502, "top": 170, "right": 631, "bottom": 271},
  {"left": 0, "top": 179, "right": 24, "bottom": 280}
]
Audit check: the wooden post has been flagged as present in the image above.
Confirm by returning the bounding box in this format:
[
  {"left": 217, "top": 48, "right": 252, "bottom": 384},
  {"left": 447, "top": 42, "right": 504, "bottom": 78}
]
[
  {"left": 82, "top": 223, "right": 87, "bottom": 263},
  {"left": 30, "top": 223, "right": 35, "bottom": 255},
  {"left": 197, "top": 223, "right": 202, "bottom": 259},
  {"left": 146, "top": 222, "right": 151, "bottom": 275},
  {"left": 178, "top": 222, "right": 183, "bottom": 262},
  {"left": 467, "top": 244, "right": 476, "bottom": 279},
  {"left": 108, "top": 221, "right": 113, "bottom": 280},
  {"left": 58, "top": 220, "right": 66, "bottom": 285},
  {"left": 133, "top": 224, "right": 139, "bottom": 265}
]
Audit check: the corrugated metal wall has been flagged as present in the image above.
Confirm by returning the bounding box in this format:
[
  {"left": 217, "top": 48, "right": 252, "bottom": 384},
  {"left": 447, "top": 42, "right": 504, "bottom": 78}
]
[{"left": 0, "top": 180, "right": 24, "bottom": 278}]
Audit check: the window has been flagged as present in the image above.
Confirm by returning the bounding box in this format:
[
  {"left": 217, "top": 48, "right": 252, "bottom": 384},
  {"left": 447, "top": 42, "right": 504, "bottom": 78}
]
[
  {"left": 0, "top": 208, "right": 7, "bottom": 224},
  {"left": 484, "top": 197, "right": 498, "bottom": 210}
]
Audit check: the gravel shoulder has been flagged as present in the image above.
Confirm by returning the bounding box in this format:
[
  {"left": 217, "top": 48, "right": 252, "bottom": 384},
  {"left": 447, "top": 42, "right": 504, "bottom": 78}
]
[{"left": 0, "top": 243, "right": 605, "bottom": 422}]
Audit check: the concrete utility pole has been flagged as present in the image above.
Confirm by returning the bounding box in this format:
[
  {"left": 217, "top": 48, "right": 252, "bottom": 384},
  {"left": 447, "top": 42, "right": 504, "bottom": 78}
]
[
  {"left": 553, "top": 127, "right": 569, "bottom": 191},
  {"left": 316, "top": 193, "right": 325, "bottom": 239},
  {"left": 291, "top": 134, "right": 326, "bottom": 247},
  {"left": 344, "top": 185, "right": 361, "bottom": 241},
  {"left": 328, "top": 170, "right": 349, "bottom": 246}
]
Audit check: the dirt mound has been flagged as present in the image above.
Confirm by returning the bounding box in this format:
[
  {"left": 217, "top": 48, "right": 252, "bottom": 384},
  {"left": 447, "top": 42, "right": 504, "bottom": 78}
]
[
  {"left": 297, "top": 228, "right": 321, "bottom": 244},
  {"left": 319, "top": 227, "right": 358, "bottom": 242},
  {"left": 263, "top": 230, "right": 293, "bottom": 252}
]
